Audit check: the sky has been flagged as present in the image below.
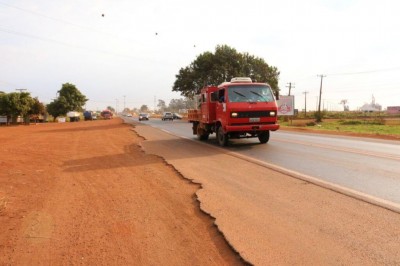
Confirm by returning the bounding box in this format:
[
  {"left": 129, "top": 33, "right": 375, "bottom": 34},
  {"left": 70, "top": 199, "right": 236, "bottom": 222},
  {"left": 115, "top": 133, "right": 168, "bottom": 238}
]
[{"left": 1, "top": 0, "right": 399, "bottom": 112}]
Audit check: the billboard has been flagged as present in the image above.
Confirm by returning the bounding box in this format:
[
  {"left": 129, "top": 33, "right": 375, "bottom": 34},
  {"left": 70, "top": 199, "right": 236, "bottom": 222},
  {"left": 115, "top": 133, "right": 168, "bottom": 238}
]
[
  {"left": 277, "top": 95, "right": 295, "bottom": 116},
  {"left": 387, "top": 106, "right": 400, "bottom": 115}
]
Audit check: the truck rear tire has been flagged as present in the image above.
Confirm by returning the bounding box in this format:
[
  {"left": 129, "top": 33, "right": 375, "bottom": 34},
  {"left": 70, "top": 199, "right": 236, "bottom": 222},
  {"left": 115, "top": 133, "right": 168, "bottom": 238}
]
[
  {"left": 197, "top": 127, "right": 209, "bottom": 141},
  {"left": 217, "top": 126, "right": 228, "bottom": 146},
  {"left": 258, "top": 131, "right": 270, "bottom": 144}
]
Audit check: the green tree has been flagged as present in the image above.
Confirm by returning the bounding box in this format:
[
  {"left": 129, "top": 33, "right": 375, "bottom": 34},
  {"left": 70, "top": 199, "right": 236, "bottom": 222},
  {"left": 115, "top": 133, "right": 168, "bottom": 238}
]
[
  {"left": 173, "top": 45, "right": 280, "bottom": 98},
  {"left": 168, "top": 99, "right": 185, "bottom": 112},
  {"left": 140, "top": 105, "right": 149, "bottom": 112},
  {"left": 0, "top": 91, "right": 6, "bottom": 115},
  {"left": 166, "top": 97, "right": 197, "bottom": 112},
  {"left": 47, "top": 98, "right": 67, "bottom": 121},
  {"left": 122, "top": 108, "right": 131, "bottom": 114},
  {"left": 1, "top": 92, "right": 35, "bottom": 123},
  {"left": 28, "top": 97, "right": 46, "bottom": 122},
  {"left": 157, "top": 99, "right": 166, "bottom": 112},
  {"left": 29, "top": 97, "right": 46, "bottom": 116},
  {"left": 47, "top": 83, "right": 88, "bottom": 120},
  {"left": 182, "top": 97, "right": 196, "bottom": 109},
  {"left": 106, "top": 106, "right": 115, "bottom": 112},
  {"left": 58, "top": 83, "right": 88, "bottom": 111}
]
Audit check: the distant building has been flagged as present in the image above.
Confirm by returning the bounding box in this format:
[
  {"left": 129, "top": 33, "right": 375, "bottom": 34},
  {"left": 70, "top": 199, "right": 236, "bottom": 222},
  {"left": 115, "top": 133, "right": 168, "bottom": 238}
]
[
  {"left": 387, "top": 106, "right": 400, "bottom": 115},
  {"left": 360, "top": 95, "right": 382, "bottom": 112}
]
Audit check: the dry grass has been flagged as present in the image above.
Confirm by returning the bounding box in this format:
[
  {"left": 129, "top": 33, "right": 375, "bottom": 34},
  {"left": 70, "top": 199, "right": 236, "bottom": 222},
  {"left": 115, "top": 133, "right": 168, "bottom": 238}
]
[{"left": 384, "top": 119, "right": 400, "bottom": 125}]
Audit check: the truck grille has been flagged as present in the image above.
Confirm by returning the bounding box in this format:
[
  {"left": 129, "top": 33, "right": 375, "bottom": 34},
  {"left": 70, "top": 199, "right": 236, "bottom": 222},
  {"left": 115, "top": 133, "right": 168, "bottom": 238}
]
[
  {"left": 231, "top": 122, "right": 276, "bottom": 126},
  {"left": 236, "top": 111, "right": 273, "bottom": 118}
]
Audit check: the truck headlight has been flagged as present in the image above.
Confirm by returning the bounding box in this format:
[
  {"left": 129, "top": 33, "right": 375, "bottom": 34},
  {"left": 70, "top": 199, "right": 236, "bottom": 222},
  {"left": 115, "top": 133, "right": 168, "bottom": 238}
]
[
  {"left": 231, "top": 112, "right": 238, "bottom": 118},
  {"left": 270, "top": 111, "right": 276, "bottom": 116}
]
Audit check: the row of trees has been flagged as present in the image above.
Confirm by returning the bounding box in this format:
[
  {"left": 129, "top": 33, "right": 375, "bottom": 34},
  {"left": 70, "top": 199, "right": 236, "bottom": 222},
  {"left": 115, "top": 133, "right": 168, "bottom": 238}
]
[
  {"left": 156, "top": 98, "right": 196, "bottom": 113},
  {"left": 0, "top": 83, "right": 87, "bottom": 124},
  {"left": 0, "top": 91, "right": 45, "bottom": 123},
  {"left": 119, "top": 97, "right": 195, "bottom": 115}
]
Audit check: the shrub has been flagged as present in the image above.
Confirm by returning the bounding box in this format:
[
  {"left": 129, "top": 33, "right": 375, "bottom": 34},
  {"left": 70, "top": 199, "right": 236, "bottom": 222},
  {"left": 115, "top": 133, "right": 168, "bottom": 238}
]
[{"left": 340, "top": 120, "right": 362, "bottom": 125}]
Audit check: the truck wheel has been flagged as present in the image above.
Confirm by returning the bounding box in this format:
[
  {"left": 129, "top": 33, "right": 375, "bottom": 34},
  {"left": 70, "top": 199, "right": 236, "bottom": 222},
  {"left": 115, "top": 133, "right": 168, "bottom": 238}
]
[
  {"left": 217, "top": 127, "right": 228, "bottom": 146},
  {"left": 197, "top": 127, "right": 209, "bottom": 141},
  {"left": 258, "top": 131, "right": 270, "bottom": 144}
]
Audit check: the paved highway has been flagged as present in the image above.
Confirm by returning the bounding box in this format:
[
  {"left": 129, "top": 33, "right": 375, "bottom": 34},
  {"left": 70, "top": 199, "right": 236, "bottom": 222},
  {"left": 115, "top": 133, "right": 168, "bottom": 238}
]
[{"left": 124, "top": 116, "right": 400, "bottom": 205}]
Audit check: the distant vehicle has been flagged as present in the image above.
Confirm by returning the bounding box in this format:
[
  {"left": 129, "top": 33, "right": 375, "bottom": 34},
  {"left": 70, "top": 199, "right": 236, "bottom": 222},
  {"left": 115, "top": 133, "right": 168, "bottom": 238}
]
[
  {"left": 67, "top": 111, "right": 81, "bottom": 122},
  {"left": 162, "top": 112, "right": 173, "bottom": 121},
  {"left": 172, "top": 113, "right": 182, "bottom": 120},
  {"left": 29, "top": 114, "right": 45, "bottom": 123},
  {"left": 83, "top": 111, "right": 96, "bottom": 121},
  {"left": 126, "top": 113, "right": 132, "bottom": 117},
  {"left": 100, "top": 110, "right": 113, "bottom": 119},
  {"left": 138, "top": 113, "right": 149, "bottom": 121}
]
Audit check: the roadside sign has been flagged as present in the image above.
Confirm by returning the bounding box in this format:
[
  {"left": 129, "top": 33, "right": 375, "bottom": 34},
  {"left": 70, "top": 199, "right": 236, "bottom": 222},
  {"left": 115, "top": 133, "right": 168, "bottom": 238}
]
[{"left": 277, "top": 96, "right": 295, "bottom": 116}]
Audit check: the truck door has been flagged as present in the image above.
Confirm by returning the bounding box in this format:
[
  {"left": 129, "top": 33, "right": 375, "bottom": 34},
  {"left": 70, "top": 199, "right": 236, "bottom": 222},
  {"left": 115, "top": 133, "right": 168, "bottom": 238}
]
[
  {"left": 200, "top": 92, "right": 208, "bottom": 123},
  {"left": 216, "top": 88, "right": 227, "bottom": 126}
]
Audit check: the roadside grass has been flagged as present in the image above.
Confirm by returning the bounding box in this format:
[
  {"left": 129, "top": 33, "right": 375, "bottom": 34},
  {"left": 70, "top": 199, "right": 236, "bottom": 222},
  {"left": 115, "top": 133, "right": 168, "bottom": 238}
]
[
  {"left": 280, "top": 118, "right": 400, "bottom": 137},
  {"left": 314, "top": 121, "right": 400, "bottom": 136}
]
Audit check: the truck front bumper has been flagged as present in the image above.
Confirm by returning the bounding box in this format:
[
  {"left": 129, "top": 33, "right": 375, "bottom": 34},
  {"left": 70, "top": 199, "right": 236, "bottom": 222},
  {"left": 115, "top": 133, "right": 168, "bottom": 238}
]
[{"left": 225, "top": 124, "right": 280, "bottom": 132}]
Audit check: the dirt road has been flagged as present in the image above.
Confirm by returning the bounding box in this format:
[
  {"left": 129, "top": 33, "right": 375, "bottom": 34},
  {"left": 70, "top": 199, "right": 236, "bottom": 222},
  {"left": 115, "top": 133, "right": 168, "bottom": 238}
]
[
  {"left": 0, "top": 119, "right": 244, "bottom": 265},
  {"left": 1, "top": 119, "right": 400, "bottom": 265}
]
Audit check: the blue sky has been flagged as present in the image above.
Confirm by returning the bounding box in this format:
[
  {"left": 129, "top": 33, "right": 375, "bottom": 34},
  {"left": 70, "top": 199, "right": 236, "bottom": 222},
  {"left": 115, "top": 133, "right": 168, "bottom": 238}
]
[{"left": 1, "top": 0, "right": 399, "bottom": 111}]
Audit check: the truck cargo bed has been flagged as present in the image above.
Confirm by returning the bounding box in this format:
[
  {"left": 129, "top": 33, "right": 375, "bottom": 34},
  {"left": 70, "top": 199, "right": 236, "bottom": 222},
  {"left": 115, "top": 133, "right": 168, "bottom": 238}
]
[{"left": 188, "top": 109, "right": 201, "bottom": 122}]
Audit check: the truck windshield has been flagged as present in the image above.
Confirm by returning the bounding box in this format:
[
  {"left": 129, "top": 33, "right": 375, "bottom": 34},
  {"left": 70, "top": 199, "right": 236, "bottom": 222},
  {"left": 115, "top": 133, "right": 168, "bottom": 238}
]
[{"left": 228, "top": 85, "right": 274, "bottom": 103}]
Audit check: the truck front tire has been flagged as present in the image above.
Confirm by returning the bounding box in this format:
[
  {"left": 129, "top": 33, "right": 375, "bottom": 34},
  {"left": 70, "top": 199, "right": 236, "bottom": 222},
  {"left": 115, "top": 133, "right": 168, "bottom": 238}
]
[
  {"left": 217, "top": 127, "right": 228, "bottom": 146},
  {"left": 258, "top": 131, "right": 270, "bottom": 144}
]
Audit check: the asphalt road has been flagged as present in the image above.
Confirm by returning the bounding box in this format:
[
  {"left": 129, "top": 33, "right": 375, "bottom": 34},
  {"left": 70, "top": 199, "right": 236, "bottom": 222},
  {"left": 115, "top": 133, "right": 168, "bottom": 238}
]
[{"left": 125, "top": 116, "right": 400, "bottom": 206}]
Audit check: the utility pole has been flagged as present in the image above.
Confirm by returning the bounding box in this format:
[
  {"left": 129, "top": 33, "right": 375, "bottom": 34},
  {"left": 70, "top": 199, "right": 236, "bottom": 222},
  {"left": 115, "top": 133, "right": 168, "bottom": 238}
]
[
  {"left": 123, "top": 95, "right": 126, "bottom": 111},
  {"left": 302, "top": 91, "right": 309, "bottom": 117},
  {"left": 286, "top": 82, "right": 295, "bottom": 96},
  {"left": 115, "top": 99, "right": 119, "bottom": 114},
  {"left": 317, "top": 75, "right": 326, "bottom": 122}
]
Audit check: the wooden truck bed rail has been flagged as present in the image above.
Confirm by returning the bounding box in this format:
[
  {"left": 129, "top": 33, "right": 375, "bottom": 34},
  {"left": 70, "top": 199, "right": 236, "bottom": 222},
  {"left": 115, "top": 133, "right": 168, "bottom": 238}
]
[{"left": 188, "top": 109, "right": 201, "bottom": 122}]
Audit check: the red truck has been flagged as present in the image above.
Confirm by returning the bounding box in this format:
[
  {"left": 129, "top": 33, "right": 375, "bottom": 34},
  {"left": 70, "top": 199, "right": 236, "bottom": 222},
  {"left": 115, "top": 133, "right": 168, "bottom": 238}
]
[
  {"left": 101, "top": 110, "right": 113, "bottom": 119},
  {"left": 188, "top": 77, "right": 279, "bottom": 146}
]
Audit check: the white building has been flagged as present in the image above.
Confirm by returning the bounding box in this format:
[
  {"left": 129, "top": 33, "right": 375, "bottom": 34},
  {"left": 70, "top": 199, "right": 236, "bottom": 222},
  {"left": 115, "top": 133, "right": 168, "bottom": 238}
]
[{"left": 360, "top": 95, "right": 382, "bottom": 112}]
